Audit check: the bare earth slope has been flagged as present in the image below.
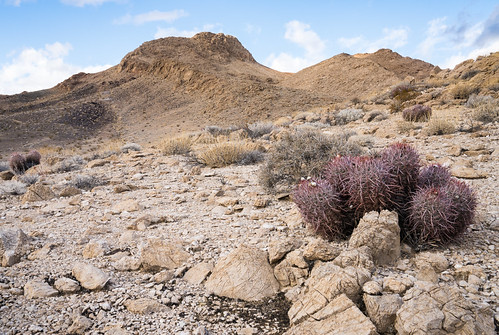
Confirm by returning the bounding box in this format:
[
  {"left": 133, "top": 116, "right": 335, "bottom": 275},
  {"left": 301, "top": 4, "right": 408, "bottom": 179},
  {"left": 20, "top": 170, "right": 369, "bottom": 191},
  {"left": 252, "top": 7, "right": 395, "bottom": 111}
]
[{"left": 0, "top": 32, "right": 443, "bottom": 155}]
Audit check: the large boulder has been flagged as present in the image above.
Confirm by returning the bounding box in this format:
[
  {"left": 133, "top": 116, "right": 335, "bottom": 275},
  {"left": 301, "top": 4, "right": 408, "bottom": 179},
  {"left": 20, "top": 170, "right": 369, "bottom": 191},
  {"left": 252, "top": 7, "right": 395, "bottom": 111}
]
[
  {"left": 0, "top": 228, "right": 29, "bottom": 267},
  {"left": 288, "top": 263, "right": 370, "bottom": 325},
  {"left": 205, "top": 245, "right": 279, "bottom": 301},
  {"left": 349, "top": 210, "right": 400, "bottom": 265},
  {"left": 364, "top": 293, "right": 403, "bottom": 333},
  {"left": 139, "top": 238, "right": 190, "bottom": 271},
  {"left": 395, "top": 281, "right": 494, "bottom": 335},
  {"left": 284, "top": 294, "right": 377, "bottom": 335}
]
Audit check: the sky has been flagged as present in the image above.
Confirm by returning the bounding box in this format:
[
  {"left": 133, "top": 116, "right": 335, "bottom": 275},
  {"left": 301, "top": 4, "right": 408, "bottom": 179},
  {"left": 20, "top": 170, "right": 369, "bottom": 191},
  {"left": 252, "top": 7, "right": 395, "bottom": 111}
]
[{"left": 1, "top": 0, "right": 498, "bottom": 95}]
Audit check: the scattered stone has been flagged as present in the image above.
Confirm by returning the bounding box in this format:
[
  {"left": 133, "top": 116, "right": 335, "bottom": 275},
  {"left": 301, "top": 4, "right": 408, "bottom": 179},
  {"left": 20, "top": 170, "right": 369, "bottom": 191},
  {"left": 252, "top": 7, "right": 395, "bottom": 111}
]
[
  {"left": 124, "top": 298, "right": 167, "bottom": 314},
  {"left": 205, "top": 245, "right": 280, "bottom": 301},
  {"left": 268, "top": 238, "right": 302, "bottom": 264},
  {"left": 87, "top": 159, "right": 109, "bottom": 168},
  {"left": 67, "top": 315, "right": 93, "bottom": 334},
  {"left": 0, "top": 170, "right": 14, "bottom": 180},
  {"left": 363, "top": 281, "right": 383, "bottom": 295},
  {"left": 383, "top": 277, "right": 413, "bottom": 294},
  {"left": 21, "top": 182, "right": 56, "bottom": 203},
  {"left": 0, "top": 228, "right": 29, "bottom": 267},
  {"left": 82, "top": 239, "right": 109, "bottom": 259},
  {"left": 59, "top": 186, "right": 82, "bottom": 197},
  {"left": 364, "top": 293, "right": 403, "bottom": 333},
  {"left": 54, "top": 277, "right": 81, "bottom": 293},
  {"left": 285, "top": 294, "right": 377, "bottom": 334},
  {"left": 113, "top": 256, "right": 141, "bottom": 271},
  {"left": 302, "top": 238, "right": 340, "bottom": 261},
  {"left": 24, "top": 280, "right": 58, "bottom": 299},
  {"left": 139, "top": 238, "right": 190, "bottom": 271},
  {"left": 450, "top": 166, "right": 488, "bottom": 179},
  {"left": 72, "top": 262, "right": 110, "bottom": 290},
  {"left": 349, "top": 210, "right": 400, "bottom": 265},
  {"left": 111, "top": 199, "right": 142, "bottom": 213},
  {"left": 183, "top": 262, "right": 214, "bottom": 285}
]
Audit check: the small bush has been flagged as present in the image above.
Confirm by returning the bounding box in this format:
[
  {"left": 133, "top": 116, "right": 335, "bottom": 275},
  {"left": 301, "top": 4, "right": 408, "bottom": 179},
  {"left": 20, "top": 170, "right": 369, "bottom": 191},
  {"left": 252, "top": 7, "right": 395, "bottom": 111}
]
[
  {"left": 18, "top": 174, "right": 39, "bottom": 185},
  {"left": 402, "top": 104, "right": 432, "bottom": 122},
  {"left": 71, "top": 174, "right": 105, "bottom": 190},
  {"left": 451, "top": 84, "right": 480, "bottom": 100},
  {"left": 425, "top": 118, "right": 455, "bottom": 135},
  {"left": 54, "top": 156, "right": 86, "bottom": 173},
  {"left": 460, "top": 69, "right": 479, "bottom": 80},
  {"left": 389, "top": 82, "right": 415, "bottom": 100},
  {"left": 259, "top": 129, "right": 363, "bottom": 193},
  {"left": 9, "top": 153, "right": 27, "bottom": 175},
  {"left": 465, "top": 94, "right": 493, "bottom": 108},
  {"left": 335, "top": 108, "right": 364, "bottom": 125},
  {"left": 0, "top": 180, "right": 27, "bottom": 195},
  {"left": 246, "top": 122, "right": 276, "bottom": 139},
  {"left": 471, "top": 98, "right": 499, "bottom": 123},
  {"left": 197, "top": 141, "right": 261, "bottom": 167},
  {"left": 237, "top": 150, "right": 265, "bottom": 165},
  {"left": 161, "top": 136, "right": 193, "bottom": 156},
  {"left": 121, "top": 143, "right": 142, "bottom": 153},
  {"left": 0, "top": 161, "right": 10, "bottom": 172}
]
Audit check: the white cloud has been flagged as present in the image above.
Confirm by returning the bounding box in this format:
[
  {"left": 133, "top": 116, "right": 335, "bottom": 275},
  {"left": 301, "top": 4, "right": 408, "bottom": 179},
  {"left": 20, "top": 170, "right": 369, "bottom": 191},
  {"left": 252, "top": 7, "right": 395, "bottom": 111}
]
[
  {"left": 338, "top": 27, "right": 409, "bottom": 53},
  {"left": 245, "top": 24, "right": 261, "bottom": 35},
  {"left": 265, "top": 20, "right": 326, "bottom": 73},
  {"left": 0, "top": 42, "right": 111, "bottom": 95},
  {"left": 442, "top": 39, "right": 499, "bottom": 69},
  {"left": 154, "top": 24, "right": 221, "bottom": 39},
  {"left": 419, "top": 17, "right": 448, "bottom": 56},
  {"left": 114, "top": 9, "right": 187, "bottom": 25},
  {"left": 60, "top": 0, "right": 118, "bottom": 6}
]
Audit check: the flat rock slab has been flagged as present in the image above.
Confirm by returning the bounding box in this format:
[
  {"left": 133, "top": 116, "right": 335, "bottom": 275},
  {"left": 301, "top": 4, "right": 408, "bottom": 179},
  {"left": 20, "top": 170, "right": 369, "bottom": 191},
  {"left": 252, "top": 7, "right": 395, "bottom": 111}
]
[
  {"left": 139, "top": 238, "right": 190, "bottom": 271},
  {"left": 205, "top": 245, "right": 279, "bottom": 301},
  {"left": 124, "top": 298, "right": 168, "bottom": 314},
  {"left": 72, "top": 262, "right": 110, "bottom": 290},
  {"left": 24, "top": 280, "right": 58, "bottom": 299}
]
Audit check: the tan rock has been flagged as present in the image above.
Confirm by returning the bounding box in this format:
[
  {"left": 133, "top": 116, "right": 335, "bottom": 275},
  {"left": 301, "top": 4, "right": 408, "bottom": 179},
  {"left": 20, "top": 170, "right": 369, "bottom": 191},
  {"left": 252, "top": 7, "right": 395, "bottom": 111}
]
[
  {"left": 111, "top": 199, "right": 142, "bottom": 213},
  {"left": 82, "top": 239, "right": 109, "bottom": 259},
  {"left": 0, "top": 170, "right": 14, "bottom": 180},
  {"left": 349, "top": 210, "right": 400, "bottom": 265},
  {"left": 383, "top": 277, "right": 413, "bottom": 294},
  {"left": 414, "top": 252, "right": 449, "bottom": 273},
  {"left": 450, "top": 166, "right": 488, "bottom": 179},
  {"left": 59, "top": 186, "right": 82, "bottom": 197},
  {"left": 333, "top": 246, "right": 374, "bottom": 271},
  {"left": 364, "top": 293, "right": 403, "bottom": 333},
  {"left": 86, "top": 159, "right": 109, "bottom": 168},
  {"left": 124, "top": 298, "right": 167, "bottom": 314},
  {"left": 268, "top": 238, "right": 302, "bottom": 264},
  {"left": 54, "top": 277, "right": 81, "bottom": 293},
  {"left": 183, "top": 262, "right": 214, "bottom": 285},
  {"left": 139, "top": 238, "right": 190, "bottom": 271},
  {"left": 24, "top": 280, "right": 58, "bottom": 299},
  {"left": 67, "top": 315, "right": 93, "bottom": 334},
  {"left": 0, "top": 228, "right": 29, "bottom": 267},
  {"left": 72, "top": 262, "right": 110, "bottom": 290},
  {"left": 205, "top": 245, "right": 280, "bottom": 301},
  {"left": 303, "top": 238, "right": 340, "bottom": 262},
  {"left": 21, "top": 182, "right": 56, "bottom": 203},
  {"left": 284, "top": 294, "right": 377, "bottom": 334}
]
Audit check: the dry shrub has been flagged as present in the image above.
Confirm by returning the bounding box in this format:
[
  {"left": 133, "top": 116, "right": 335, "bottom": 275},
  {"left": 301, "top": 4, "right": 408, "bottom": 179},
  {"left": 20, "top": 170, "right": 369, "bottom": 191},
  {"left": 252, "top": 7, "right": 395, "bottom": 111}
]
[
  {"left": 451, "top": 84, "right": 480, "bottom": 100},
  {"left": 259, "top": 129, "right": 364, "bottom": 193},
  {"left": 161, "top": 136, "right": 193, "bottom": 155},
  {"left": 397, "top": 121, "right": 420, "bottom": 135},
  {"left": 402, "top": 104, "right": 432, "bottom": 122},
  {"left": 466, "top": 94, "right": 499, "bottom": 123},
  {"left": 197, "top": 141, "right": 262, "bottom": 167},
  {"left": 425, "top": 118, "right": 455, "bottom": 135}
]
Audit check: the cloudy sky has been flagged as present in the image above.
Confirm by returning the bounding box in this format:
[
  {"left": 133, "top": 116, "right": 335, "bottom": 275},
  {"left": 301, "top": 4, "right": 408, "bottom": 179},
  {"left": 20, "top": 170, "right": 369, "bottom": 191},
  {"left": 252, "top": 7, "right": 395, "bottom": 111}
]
[{"left": 1, "top": 0, "right": 498, "bottom": 94}]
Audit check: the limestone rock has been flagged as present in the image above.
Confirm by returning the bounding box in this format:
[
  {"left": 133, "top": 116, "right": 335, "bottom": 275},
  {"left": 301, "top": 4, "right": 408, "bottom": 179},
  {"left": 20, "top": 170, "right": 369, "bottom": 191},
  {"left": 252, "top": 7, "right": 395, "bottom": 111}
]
[
  {"left": 24, "top": 280, "right": 58, "bottom": 299},
  {"left": 54, "top": 277, "right": 81, "bottom": 293},
  {"left": 0, "top": 170, "right": 14, "bottom": 180},
  {"left": 111, "top": 199, "right": 142, "bottom": 213},
  {"left": 302, "top": 238, "right": 340, "bottom": 262},
  {"left": 0, "top": 228, "right": 29, "bottom": 267},
  {"left": 72, "top": 262, "right": 110, "bottom": 290},
  {"left": 395, "top": 281, "right": 494, "bottom": 335},
  {"left": 205, "top": 245, "right": 280, "bottom": 301},
  {"left": 139, "top": 238, "right": 190, "bottom": 271},
  {"left": 268, "top": 238, "right": 302, "bottom": 264},
  {"left": 450, "top": 166, "right": 488, "bottom": 179},
  {"left": 333, "top": 246, "right": 374, "bottom": 271},
  {"left": 383, "top": 277, "right": 413, "bottom": 294},
  {"left": 274, "top": 254, "right": 309, "bottom": 289},
  {"left": 82, "top": 239, "right": 109, "bottom": 259},
  {"left": 284, "top": 294, "right": 377, "bottom": 335},
  {"left": 124, "top": 298, "right": 167, "bottom": 314},
  {"left": 364, "top": 293, "right": 403, "bottom": 333},
  {"left": 363, "top": 281, "right": 383, "bottom": 295},
  {"left": 183, "top": 262, "right": 214, "bottom": 285},
  {"left": 288, "top": 263, "right": 370, "bottom": 325},
  {"left": 113, "top": 256, "right": 141, "bottom": 271},
  {"left": 21, "top": 182, "right": 56, "bottom": 203},
  {"left": 67, "top": 315, "right": 92, "bottom": 334},
  {"left": 414, "top": 252, "right": 449, "bottom": 273},
  {"left": 86, "top": 159, "right": 109, "bottom": 168},
  {"left": 349, "top": 210, "right": 400, "bottom": 265},
  {"left": 59, "top": 186, "right": 82, "bottom": 197}
]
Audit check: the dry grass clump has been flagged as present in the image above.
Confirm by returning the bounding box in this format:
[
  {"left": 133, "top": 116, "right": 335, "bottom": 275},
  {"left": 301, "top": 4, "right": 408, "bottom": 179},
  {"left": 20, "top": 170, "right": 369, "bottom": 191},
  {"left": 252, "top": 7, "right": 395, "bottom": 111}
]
[
  {"left": 245, "top": 122, "right": 276, "bottom": 139},
  {"left": 53, "top": 155, "right": 86, "bottom": 173},
  {"left": 197, "top": 141, "right": 263, "bottom": 167},
  {"left": 334, "top": 108, "right": 364, "bottom": 125},
  {"left": 425, "top": 118, "right": 456, "bottom": 135},
  {"left": 71, "top": 174, "right": 106, "bottom": 190},
  {"left": 397, "top": 121, "right": 421, "bottom": 135},
  {"left": 161, "top": 135, "right": 193, "bottom": 156},
  {"left": 259, "top": 129, "right": 364, "bottom": 193},
  {"left": 451, "top": 84, "right": 480, "bottom": 100},
  {"left": 466, "top": 94, "right": 499, "bottom": 123}
]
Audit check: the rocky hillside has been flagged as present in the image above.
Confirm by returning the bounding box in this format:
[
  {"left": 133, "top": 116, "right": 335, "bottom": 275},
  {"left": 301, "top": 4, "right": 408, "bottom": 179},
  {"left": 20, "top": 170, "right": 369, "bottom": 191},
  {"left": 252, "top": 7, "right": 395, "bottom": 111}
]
[{"left": 0, "top": 32, "right": 443, "bottom": 156}]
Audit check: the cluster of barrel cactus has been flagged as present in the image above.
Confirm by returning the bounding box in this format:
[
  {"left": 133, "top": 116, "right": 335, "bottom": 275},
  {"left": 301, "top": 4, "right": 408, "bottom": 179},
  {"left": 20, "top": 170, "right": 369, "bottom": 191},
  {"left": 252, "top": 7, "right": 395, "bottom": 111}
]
[
  {"left": 9, "top": 150, "right": 41, "bottom": 175},
  {"left": 292, "top": 143, "right": 477, "bottom": 246}
]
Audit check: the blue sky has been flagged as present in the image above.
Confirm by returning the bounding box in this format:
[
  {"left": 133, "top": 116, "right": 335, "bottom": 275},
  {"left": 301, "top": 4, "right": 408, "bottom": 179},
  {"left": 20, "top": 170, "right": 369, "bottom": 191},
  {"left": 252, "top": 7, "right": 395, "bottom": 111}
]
[{"left": 1, "top": 0, "right": 498, "bottom": 94}]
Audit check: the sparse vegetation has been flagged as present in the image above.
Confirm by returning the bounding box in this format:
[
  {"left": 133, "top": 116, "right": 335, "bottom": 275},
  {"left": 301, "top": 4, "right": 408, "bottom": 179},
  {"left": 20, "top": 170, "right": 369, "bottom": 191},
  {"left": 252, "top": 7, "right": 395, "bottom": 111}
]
[
  {"left": 402, "top": 104, "right": 432, "bottom": 122},
  {"left": 71, "top": 174, "right": 105, "bottom": 190},
  {"left": 197, "top": 141, "right": 263, "bottom": 167},
  {"left": 466, "top": 94, "right": 499, "bottom": 123},
  {"left": 121, "top": 143, "right": 142, "bottom": 153},
  {"left": 425, "top": 118, "right": 456, "bottom": 135},
  {"left": 0, "top": 180, "right": 27, "bottom": 195},
  {"left": 245, "top": 122, "right": 276, "bottom": 139},
  {"left": 18, "top": 174, "right": 39, "bottom": 185},
  {"left": 334, "top": 108, "right": 364, "bottom": 125},
  {"left": 451, "top": 84, "right": 480, "bottom": 100},
  {"left": 161, "top": 136, "right": 193, "bottom": 156},
  {"left": 259, "top": 129, "right": 363, "bottom": 193}
]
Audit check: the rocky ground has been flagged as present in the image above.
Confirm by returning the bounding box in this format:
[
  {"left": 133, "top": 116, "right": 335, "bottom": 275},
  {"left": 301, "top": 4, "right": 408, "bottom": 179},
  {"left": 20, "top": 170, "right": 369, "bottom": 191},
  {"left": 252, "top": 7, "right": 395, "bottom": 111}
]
[{"left": 0, "top": 112, "right": 498, "bottom": 334}]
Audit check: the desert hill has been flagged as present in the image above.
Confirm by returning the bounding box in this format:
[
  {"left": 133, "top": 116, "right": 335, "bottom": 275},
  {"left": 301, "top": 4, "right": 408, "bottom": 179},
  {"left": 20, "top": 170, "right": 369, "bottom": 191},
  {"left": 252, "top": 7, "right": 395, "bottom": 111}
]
[{"left": 1, "top": 32, "right": 494, "bottom": 156}]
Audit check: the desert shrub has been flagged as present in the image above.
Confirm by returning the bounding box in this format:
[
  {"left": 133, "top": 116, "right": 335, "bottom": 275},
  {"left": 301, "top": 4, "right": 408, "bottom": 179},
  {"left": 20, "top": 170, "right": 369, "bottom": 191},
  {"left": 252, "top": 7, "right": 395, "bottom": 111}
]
[
  {"left": 9, "top": 153, "right": 27, "bottom": 175},
  {"left": 460, "top": 69, "right": 479, "bottom": 80},
  {"left": 465, "top": 94, "right": 493, "bottom": 108},
  {"left": 397, "top": 121, "right": 420, "bottom": 134},
  {"left": 451, "top": 84, "right": 480, "bottom": 100},
  {"left": 0, "top": 161, "right": 10, "bottom": 172},
  {"left": 54, "top": 155, "right": 86, "bottom": 173},
  {"left": 402, "top": 104, "right": 432, "bottom": 122},
  {"left": 389, "top": 82, "right": 415, "bottom": 100},
  {"left": 204, "top": 125, "right": 239, "bottom": 137},
  {"left": 197, "top": 141, "right": 262, "bottom": 167},
  {"left": 467, "top": 96, "right": 499, "bottom": 123},
  {"left": 335, "top": 108, "right": 364, "bottom": 125},
  {"left": 71, "top": 174, "right": 105, "bottom": 190},
  {"left": 293, "top": 178, "right": 349, "bottom": 239},
  {"left": 237, "top": 150, "right": 265, "bottom": 165},
  {"left": 425, "top": 118, "right": 455, "bottom": 135},
  {"left": 161, "top": 136, "right": 193, "bottom": 156},
  {"left": 0, "top": 180, "right": 27, "bottom": 195},
  {"left": 407, "top": 179, "right": 476, "bottom": 245},
  {"left": 246, "top": 122, "right": 276, "bottom": 139},
  {"left": 259, "top": 129, "right": 364, "bottom": 193},
  {"left": 25, "top": 150, "right": 41, "bottom": 169},
  {"left": 18, "top": 174, "right": 39, "bottom": 185},
  {"left": 121, "top": 143, "right": 142, "bottom": 153}
]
